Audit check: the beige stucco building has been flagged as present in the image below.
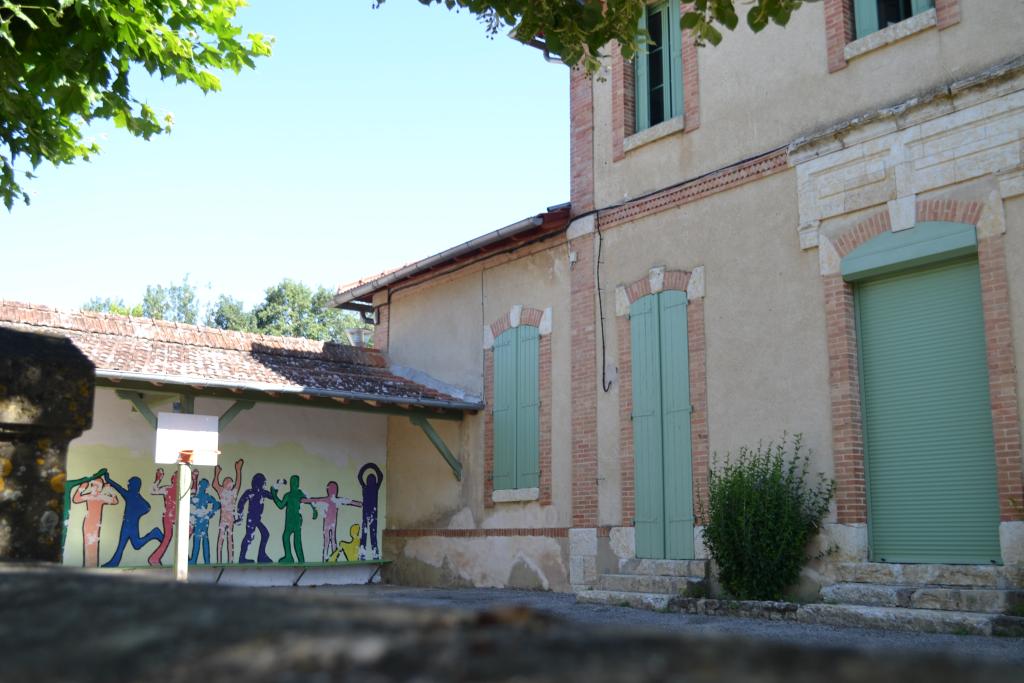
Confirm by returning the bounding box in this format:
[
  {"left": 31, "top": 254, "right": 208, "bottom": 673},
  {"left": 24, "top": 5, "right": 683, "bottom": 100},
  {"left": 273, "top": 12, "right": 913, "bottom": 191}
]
[{"left": 332, "top": 0, "right": 1024, "bottom": 625}]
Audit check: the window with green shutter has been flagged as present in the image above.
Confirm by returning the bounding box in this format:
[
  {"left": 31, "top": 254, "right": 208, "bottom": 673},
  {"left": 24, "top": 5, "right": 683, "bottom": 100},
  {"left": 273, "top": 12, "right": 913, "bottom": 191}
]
[
  {"left": 492, "top": 326, "right": 540, "bottom": 491},
  {"left": 853, "top": 0, "right": 934, "bottom": 39},
  {"left": 635, "top": 0, "right": 683, "bottom": 132}
]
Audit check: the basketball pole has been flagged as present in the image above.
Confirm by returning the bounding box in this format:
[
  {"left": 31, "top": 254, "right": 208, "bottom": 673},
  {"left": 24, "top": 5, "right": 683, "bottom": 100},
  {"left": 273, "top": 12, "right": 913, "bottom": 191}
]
[{"left": 175, "top": 458, "right": 190, "bottom": 582}]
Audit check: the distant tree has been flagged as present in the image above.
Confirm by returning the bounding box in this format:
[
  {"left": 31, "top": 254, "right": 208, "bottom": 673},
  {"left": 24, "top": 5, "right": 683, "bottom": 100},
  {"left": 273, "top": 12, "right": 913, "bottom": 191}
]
[
  {"left": 82, "top": 297, "right": 142, "bottom": 318},
  {"left": 142, "top": 277, "right": 199, "bottom": 324},
  {"left": 83, "top": 277, "right": 369, "bottom": 344},
  {"left": 252, "top": 280, "right": 365, "bottom": 343},
  {"left": 206, "top": 295, "right": 256, "bottom": 333}
]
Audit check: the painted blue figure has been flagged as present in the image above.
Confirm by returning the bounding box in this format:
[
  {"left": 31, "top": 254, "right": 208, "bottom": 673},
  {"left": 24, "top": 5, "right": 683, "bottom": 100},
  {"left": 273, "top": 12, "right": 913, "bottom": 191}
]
[
  {"left": 189, "top": 478, "right": 221, "bottom": 565},
  {"left": 237, "top": 473, "right": 273, "bottom": 563},
  {"left": 101, "top": 474, "right": 163, "bottom": 567},
  {"left": 357, "top": 463, "right": 383, "bottom": 560}
]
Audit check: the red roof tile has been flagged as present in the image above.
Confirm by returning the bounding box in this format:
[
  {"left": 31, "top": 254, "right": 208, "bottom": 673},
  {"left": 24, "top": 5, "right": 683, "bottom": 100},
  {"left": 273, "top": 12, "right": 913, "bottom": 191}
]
[{"left": 0, "top": 301, "right": 477, "bottom": 409}]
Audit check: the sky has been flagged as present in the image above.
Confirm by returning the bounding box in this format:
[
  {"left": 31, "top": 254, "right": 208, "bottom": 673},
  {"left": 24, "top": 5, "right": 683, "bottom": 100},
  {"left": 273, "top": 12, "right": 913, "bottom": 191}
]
[{"left": 1, "top": 1, "right": 569, "bottom": 312}]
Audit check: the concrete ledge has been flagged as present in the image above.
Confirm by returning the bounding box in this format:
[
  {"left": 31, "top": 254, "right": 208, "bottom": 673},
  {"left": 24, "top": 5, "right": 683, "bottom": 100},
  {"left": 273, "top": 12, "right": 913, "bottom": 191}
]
[
  {"left": 844, "top": 9, "right": 936, "bottom": 62},
  {"left": 623, "top": 116, "right": 685, "bottom": 154},
  {"left": 109, "top": 562, "right": 385, "bottom": 587},
  {"left": 674, "top": 597, "right": 800, "bottom": 621},
  {"left": 492, "top": 487, "right": 540, "bottom": 504}
]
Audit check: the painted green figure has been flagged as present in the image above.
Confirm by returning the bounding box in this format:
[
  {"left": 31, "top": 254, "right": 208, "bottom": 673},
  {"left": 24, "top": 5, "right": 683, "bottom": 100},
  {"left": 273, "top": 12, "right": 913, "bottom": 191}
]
[
  {"left": 271, "top": 475, "right": 317, "bottom": 564},
  {"left": 60, "top": 468, "right": 108, "bottom": 556}
]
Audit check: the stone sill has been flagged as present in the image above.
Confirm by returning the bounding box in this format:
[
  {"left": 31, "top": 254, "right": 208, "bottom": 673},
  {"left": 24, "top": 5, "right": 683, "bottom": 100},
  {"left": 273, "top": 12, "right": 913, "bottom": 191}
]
[
  {"left": 844, "top": 9, "right": 936, "bottom": 62},
  {"left": 623, "top": 115, "right": 685, "bottom": 154},
  {"left": 492, "top": 487, "right": 540, "bottom": 504}
]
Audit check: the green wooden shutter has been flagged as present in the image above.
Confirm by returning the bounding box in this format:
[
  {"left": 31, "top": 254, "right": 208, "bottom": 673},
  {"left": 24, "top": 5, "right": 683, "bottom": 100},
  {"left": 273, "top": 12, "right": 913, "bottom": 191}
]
[
  {"left": 667, "top": 0, "right": 684, "bottom": 119},
  {"left": 631, "top": 295, "right": 665, "bottom": 559},
  {"left": 854, "top": 0, "right": 879, "bottom": 38},
  {"left": 659, "top": 290, "right": 694, "bottom": 560},
  {"left": 635, "top": 8, "right": 650, "bottom": 132},
  {"left": 858, "top": 257, "right": 1002, "bottom": 564},
  {"left": 492, "top": 328, "right": 517, "bottom": 491},
  {"left": 515, "top": 325, "right": 541, "bottom": 489}
]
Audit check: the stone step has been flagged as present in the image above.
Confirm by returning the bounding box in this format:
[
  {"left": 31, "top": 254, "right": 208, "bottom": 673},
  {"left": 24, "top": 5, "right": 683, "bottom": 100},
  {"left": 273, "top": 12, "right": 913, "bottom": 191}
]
[
  {"left": 596, "top": 573, "right": 705, "bottom": 596},
  {"left": 799, "top": 603, "right": 998, "bottom": 636},
  {"left": 619, "top": 558, "right": 709, "bottom": 579},
  {"left": 834, "top": 562, "right": 1008, "bottom": 588},
  {"left": 821, "top": 583, "right": 1023, "bottom": 614},
  {"left": 575, "top": 589, "right": 672, "bottom": 611}
]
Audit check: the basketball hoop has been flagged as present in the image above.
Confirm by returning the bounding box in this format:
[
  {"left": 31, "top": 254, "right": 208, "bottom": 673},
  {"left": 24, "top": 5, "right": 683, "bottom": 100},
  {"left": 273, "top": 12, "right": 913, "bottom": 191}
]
[
  {"left": 177, "top": 449, "right": 220, "bottom": 466},
  {"left": 153, "top": 413, "right": 221, "bottom": 582}
]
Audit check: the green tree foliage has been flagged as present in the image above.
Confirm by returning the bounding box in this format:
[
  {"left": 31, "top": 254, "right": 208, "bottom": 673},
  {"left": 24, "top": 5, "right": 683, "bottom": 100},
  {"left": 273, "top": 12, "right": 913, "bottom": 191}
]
[
  {"left": 82, "top": 297, "right": 142, "bottom": 318},
  {"left": 141, "top": 276, "right": 200, "bottom": 324},
  {"left": 0, "top": 0, "right": 272, "bottom": 209},
  {"left": 700, "top": 434, "right": 835, "bottom": 601},
  {"left": 83, "top": 278, "right": 369, "bottom": 344},
  {"left": 205, "top": 295, "right": 256, "bottom": 333},
  {"left": 251, "top": 280, "right": 364, "bottom": 343},
  {"left": 387, "top": 0, "right": 810, "bottom": 70}
]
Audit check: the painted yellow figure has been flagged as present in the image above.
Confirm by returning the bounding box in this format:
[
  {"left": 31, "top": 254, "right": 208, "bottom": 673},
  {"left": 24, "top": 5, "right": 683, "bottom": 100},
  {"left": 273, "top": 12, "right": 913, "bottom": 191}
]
[{"left": 328, "top": 523, "right": 361, "bottom": 563}]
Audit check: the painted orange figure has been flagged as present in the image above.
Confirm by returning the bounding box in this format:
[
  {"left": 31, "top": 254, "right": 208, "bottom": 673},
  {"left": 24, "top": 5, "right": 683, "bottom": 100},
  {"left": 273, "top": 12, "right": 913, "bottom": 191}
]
[
  {"left": 146, "top": 468, "right": 178, "bottom": 566},
  {"left": 212, "top": 458, "right": 244, "bottom": 563},
  {"left": 71, "top": 478, "right": 119, "bottom": 567}
]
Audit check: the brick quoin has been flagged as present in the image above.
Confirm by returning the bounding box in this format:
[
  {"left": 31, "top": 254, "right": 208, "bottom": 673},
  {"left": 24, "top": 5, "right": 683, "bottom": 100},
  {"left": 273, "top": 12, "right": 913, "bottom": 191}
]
[
  {"left": 824, "top": 200, "right": 1023, "bottom": 524},
  {"left": 570, "top": 233, "right": 599, "bottom": 527},
  {"left": 935, "top": 0, "right": 962, "bottom": 29},
  {"left": 483, "top": 308, "right": 553, "bottom": 508},
  {"left": 617, "top": 270, "right": 709, "bottom": 528},
  {"left": 570, "top": 67, "right": 595, "bottom": 214},
  {"left": 824, "top": 0, "right": 854, "bottom": 73}
]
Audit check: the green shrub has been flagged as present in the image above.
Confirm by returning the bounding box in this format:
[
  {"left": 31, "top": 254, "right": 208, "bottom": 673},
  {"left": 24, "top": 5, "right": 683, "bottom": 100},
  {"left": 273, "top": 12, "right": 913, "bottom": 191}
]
[{"left": 700, "top": 434, "right": 834, "bottom": 601}]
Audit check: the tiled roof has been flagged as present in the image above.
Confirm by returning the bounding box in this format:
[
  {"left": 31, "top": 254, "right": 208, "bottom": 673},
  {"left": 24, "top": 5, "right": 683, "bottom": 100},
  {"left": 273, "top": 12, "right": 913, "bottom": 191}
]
[{"left": 0, "top": 301, "right": 479, "bottom": 410}]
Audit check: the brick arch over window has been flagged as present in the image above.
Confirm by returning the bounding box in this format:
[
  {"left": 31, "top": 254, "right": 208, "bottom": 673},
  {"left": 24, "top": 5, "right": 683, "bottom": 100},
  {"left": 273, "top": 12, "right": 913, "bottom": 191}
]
[
  {"left": 483, "top": 306, "right": 553, "bottom": 507},
  {"left": 823, "top": 201, "right": 1022, "bottom": 525},
  {"left": 615, "top": 267, "right": 708, "bottom": 527}
]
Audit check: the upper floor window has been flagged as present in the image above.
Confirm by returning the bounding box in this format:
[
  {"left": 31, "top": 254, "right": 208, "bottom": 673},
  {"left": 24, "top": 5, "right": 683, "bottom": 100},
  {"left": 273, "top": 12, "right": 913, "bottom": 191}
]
[
  {"left": 635, "top": 0, "right": 683, "bottom": 132},
  {"left": 854, "top": 0, "right": 934, "bottom": 38}
]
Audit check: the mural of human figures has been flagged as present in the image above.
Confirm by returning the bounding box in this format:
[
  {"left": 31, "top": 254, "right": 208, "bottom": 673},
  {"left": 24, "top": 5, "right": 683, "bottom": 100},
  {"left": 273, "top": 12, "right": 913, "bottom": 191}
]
[
  {"left": 64, "top": 444, "right": 385, "bottom": 569},
  {"left": 71, "top": 477, "right": 119, "bottom": 567},
  {"left": 357, "top": 463, "right": 383, "bottom": 560},
  {"left": 271, "top": 475, "right": 317, "bottom": 564},
  {"left": 189, "top": 479, "right": 221, "bottom": 564},
  {"left": 303, "top": 481, "right": 362, "bottom": 562},
  {"left": 61, "top": 468, "right": 107, "bottom": 554},
  {"left": 212, "top": 458, "right": 244, "bottom": 563},
  {"left": 328, "top": 523, "right": 362, "bottom": 563},
  {"left": 101, "top": 474, "right": 163, "bottom": 567},
  {"left": 237, "top": 473, "right": 274, "bottom": 563},
  {"left": 146, "top": 468, "right": 178, "bottom": 566}
]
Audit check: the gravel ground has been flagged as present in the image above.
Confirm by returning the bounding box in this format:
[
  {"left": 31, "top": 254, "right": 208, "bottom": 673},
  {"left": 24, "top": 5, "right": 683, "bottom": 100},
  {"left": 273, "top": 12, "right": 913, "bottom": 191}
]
[{"left": 297, "top": 584, "right": 1024, "bottom": 664}]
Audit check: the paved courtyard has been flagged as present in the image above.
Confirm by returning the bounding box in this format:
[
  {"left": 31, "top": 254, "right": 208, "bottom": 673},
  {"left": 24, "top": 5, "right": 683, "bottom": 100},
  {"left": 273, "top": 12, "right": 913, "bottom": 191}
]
[{"left": 298, "top": 584, "right": 1024, "bottom": 664}]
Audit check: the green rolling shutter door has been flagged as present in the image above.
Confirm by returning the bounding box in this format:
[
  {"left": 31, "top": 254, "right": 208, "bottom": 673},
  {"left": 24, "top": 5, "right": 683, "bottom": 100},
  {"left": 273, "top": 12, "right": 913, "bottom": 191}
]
[
  {"left": 857, "top": 258, "right": 1002, "bottom": 564},
  {"left": 631, "top": 291, "right": 694, "bottom": 560}
]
